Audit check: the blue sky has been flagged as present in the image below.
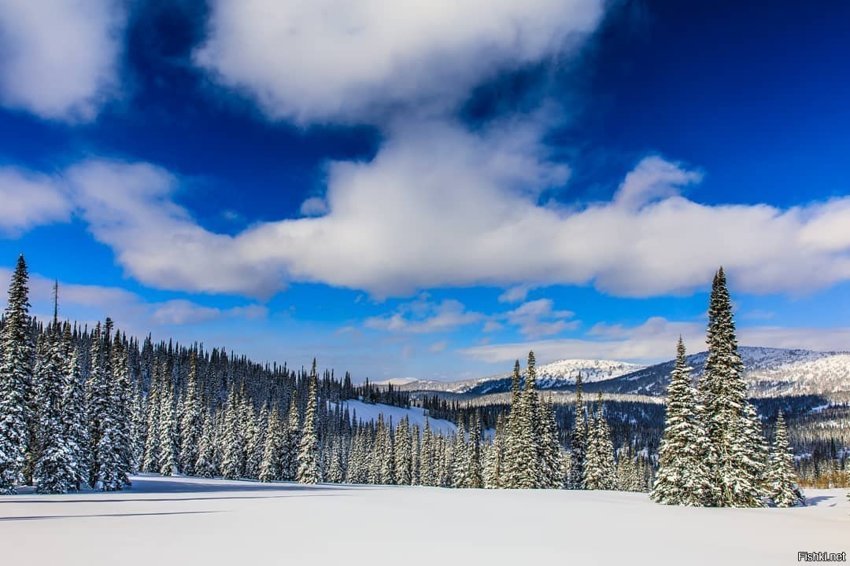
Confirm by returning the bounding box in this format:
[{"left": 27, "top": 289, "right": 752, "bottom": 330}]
[{"left": 1, "top": 0, "right": 849, "bottom": 380}]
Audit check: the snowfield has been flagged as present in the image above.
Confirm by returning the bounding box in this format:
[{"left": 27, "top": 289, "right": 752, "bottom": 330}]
[
  {"left": 1, "top": 475, "right": 847, "bottom": 566},
  {"left": 334, "top": 400, "right": 457, "bottom": 436}
]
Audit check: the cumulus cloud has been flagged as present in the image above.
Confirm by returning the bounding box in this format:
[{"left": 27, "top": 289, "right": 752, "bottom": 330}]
[
  {"left": 461, "top": 316, "right": 850, "bottom": 365},
  {"left": 195, "top": 0, "right": 604, "bottom": 124},
  {"left": 0, "top": 0, "right": 126, "bottom": 121},
  {"left": 7, "top": 150, "right": 850, "bottom": 300},
  {"left": 0, "top": 169, "right": 71, "bottom": 234},
  {"left": 365, "top": 296, "right": 483, "bottom": 333}
]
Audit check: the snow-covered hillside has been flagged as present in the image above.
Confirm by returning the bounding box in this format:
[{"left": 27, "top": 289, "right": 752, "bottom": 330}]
[
  {"left": 332, "top": 400, "right": 456, "bottom": 436},
  {"left": 2, "top": 474, "right": 847, "bottom": 566},
  {"left": 398, "top": 359, "right": 645, "bottom": 395},
  {"left": 594, "top": 347, "right": 850, "bottom": 397}
]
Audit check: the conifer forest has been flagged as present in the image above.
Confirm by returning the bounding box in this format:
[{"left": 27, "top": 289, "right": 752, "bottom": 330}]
[{"left": 1, "top": 255, "right": 845, "bottom": 506}]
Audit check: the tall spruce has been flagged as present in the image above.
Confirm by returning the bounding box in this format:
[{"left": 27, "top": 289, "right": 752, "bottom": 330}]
[
  {"left": 296, "top": 359, "right": 320, "bottom": 484},
  {"left": 568, "top": 373, "right": 587, "bottom": 489},
  {"left": 178, "top": 352, "right": 202, "bottom": 476},
  {"left": 766, "top": 412, "right": 803, "bottom": 507},
  {"left": 0, "top": 256, "right": 33, "bottom": 494},
  {"left": 651, "top": 338, "right": 715, "bottom": 506}
]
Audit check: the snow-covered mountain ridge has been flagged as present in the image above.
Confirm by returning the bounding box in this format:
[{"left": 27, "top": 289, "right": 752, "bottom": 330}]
[{"left": 395, "top": 347, "right": 850, "bottom": 398}]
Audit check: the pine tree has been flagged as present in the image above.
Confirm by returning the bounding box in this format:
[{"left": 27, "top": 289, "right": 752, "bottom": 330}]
[
  {"left": 451, "top": 422, "right": 468, "bottom": 488},
  {"left": 651, "top": 338, "right": 715, "bottom": 506},
  {"left": 539, "top": 398, "right": 564, "bottom": 489},
  {"left": 158, "top": 372, "right": 177, "bottom": 476},
  {"left": 484, "top": 414, "right": 504, "bottom": 488},
  {"left": 61, "top": 328, "right": 88, "bottom": 490},
  {"left": 297, "top": 360, "right": 320, "bottom": 484},
  {"left": 729, "top": 401, "right": 767, "bottom": 507},
  {"left": 420, "top": 419, "right": 434, "bottom": 486},
  {"left": 33, "top": 327, "right": 74, "bottom": 493},
  {"left": 466, "top": 412, "right": 484, "bottom": 489},
  {"left": 0, "top": 256, "right": 33, "bottom": 494},
  {"left": 178, "top": 352, "right": 202, "bottom": 476},
  {"left": 111, "top": 333, "right": 133, "bottom": 487},
  {"left": 259, "top": 409, "right": 284, "bottom": 482},
  {"left": 568, "top": 373, "right": 587, "bottom": 489},
  {"left": 282, "top": 395, "right": 300, "bottom": 481},
  {"left": 766, "top": 412, "right": 803, "bottom": 507},
  {"left": 698, "top": 267, "right": 754, "bottom": 506},
  {"left": 584, "top": 395, "right": 615, "bottom": 490},
  {"left": 141, "top": 363, "right": 162, "bottom": 473},
  {"left": 500, "top": 360, "right": 522, "bottom": 488},
  {"left": 194, "top": 412, "right": 217, "bottom": 478},
  {"left": 220, "top": 387, "right": 244, "bottom": 479},
  {"left": 394, "top": 416, "right": 413, "bottom": 486},
  {"left": 513, "top": 351, "right": 541, "bottom": 488}
]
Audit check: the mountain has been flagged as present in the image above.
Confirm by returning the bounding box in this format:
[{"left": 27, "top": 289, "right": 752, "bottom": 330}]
[
  {"left": 587, "top": 346, "right": 850, "bottom": 397},
  {"left": 396, "top": 359, "right": 646, "bottom": 395},
  {"left": 398, "top": 347, "right": 850, "bottom": 398}
]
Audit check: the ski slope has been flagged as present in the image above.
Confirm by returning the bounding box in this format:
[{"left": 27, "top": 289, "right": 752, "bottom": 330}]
[
  {"left": 333, "top": 400, "right": 457, "bottom": 436},
  {"left": 1, "top": 475, "right": 847, "bottom": 566}
]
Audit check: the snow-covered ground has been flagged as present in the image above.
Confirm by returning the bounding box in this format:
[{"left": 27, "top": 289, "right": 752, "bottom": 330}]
[
  {"left": 2, "top": 475, "right": 847, "bottom": 566},
  {"left": 333, "top": 399, "right": 457, "bottom": 436}
]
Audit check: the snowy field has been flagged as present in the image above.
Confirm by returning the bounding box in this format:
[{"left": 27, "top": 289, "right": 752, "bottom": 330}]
[
  {"left": 1, "top": 475, "right": 847, "bottom": 566},
  {"left": 334, "top": 400, "right": 457, "bottom": 435}
]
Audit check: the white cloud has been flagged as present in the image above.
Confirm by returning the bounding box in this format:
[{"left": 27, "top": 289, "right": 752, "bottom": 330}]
[
  {"left": 0, "top": 169, "right": 71, "bottom": 234},
  {"left": 7, "top": 150, "right": 850, "bottom": 300},
  {"left": 0, "top": 268, "right": 267, "bottom": 336},
  {"left": 0, "top": 0, "right": 126, "bottom": 121},
  {"left": 461, "top": 316, "right": 850, "bottom": 365},
  {"left": 195, "top": 0, "right": 604, "bottom": 124},
  {"left": 365, "top": 297, "right": 483, "bottom": 334},
  {"left": 504, "top": 298, "right": 577, "bottom": 338},
  {"left": 498, "top": 285, "right": 533, "bottom": 303}
]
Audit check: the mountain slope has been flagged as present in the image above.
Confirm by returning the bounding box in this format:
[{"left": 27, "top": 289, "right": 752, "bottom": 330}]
[
  {"left": 398, "top": 359, "right": 646, "bottom": 395},
  {"left": 584, "top": 347, "right": 850, "bottom": 397}
]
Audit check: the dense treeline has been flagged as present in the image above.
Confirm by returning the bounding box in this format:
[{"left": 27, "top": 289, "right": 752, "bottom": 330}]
[{"left": 0, "top": 257, "right": 846, "bottom": 498}]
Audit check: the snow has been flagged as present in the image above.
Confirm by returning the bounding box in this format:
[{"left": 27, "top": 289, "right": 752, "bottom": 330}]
[
  {"left": 1, "top": 474, "right": 847, "bottom": 566},
  {"left": 333, "top": 400, "right": 457, "bottom": 436}
]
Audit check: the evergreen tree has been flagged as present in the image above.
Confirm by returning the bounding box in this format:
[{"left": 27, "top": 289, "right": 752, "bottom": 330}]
[
  {"left": 110, "top": 333, "right": 132, "bottom": 487},
  {"left": 484, "top": 414, "right": 504, "bottom": 489},
  {"left": 0, "top": 256, "right": 33, "bottom": 494},
  {"left": 259, "top": 409, "right": 284, "bottom": 482},
  {"left": 420, "top": 419, "right": 434, "bottom": 486},
  {"left": 651, "top": 338, "right": 715, "bottom": 506},
  {"left": 584, "top": 395, "right": 616, "bottom": 490},
  {"left": 466, "top": 412, "right": 483, "bottom": 489},
  {"left": 296, "top": 360, "right": 320, "bottom": 484},
  {"left": 539, "top": 399, "right": 564, "bottom": 489},
  {"left": 394, "top": 416, "right": 413, "bottom": 485},
  {"left": 698, "top": 267, "right": 755, "bottom": 506},
  {"left": 158, "top": 372, "right": 177, "bottom": 476},
  {"left": 513, "top": 351, "right": 541, "bottom": 488},
  {"left": 61, "top": 329, "right": 88, "bottom": 490},
  {"left": 500, "top": 360, "right": 522, "bottom": 487},
  {"left": 178, "top": 352, "right": 202, "bottom": 476},
  {"left": 33, "top": 327, "right": 74, "bottom": 493},
  {"left": 220, "top": 388, "right": 244, "bottom": 479},
  {"left": 194, "top": 412, "right": 217, "bottom": 478},
  {"left": 766, "top": 412, "right": 803, "bottom": 507},
  {"left": 568, "top": 373, "right": 587, "bottom": 489},
  {"left": 282, "top": 395, "right": 300, "bottom": 481}
]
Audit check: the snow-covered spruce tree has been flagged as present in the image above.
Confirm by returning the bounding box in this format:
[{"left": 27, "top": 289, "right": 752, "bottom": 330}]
[
  {"left": 194, "top": 411, "right": 218, "bottom": 478},
  {"left": 729, "top": 401, "right": 767, "bottom": 507},
  {"left": 178, "top": 352, "right": 202, "bottom": 476},
  {"left": 111, "top": 333, "right": 133, "bottom": 487},
  {"left": 500, "top": 360, "right": 523, "bottom": 488},
  {"left": 466, "top": 412, "right": 484, "bottom": 489},
  {"left": 568, "top": 373, "right": 588, "bottom": 489},
  {"left": 141, "top": 363, "right": 162, "bottom": 473},
  {"left": 420, "top": 419, "right": 434, "bottom": 486},
  {"left": 584, "top": 395, "right": 616, "bottom": 490},
  {"left": 247, "top": 404, "right": 268, "bottom": 480},
  {"left": 513, "top": 351, "right": 542, "bottom": 488},
  {"left": 451, "top": 422, "right": 468, "bottom": 488},
  {"left": 539, "top": 398, "right": 564, "bottom": 489},
  {"left": 259, "top": 408, "right": 283, "bottom": 482},
  {"left": 296, "top": 360, "right": 320, "bottom": 484},
  {"left": 380, "top": 419, "right": 395, "bottom": 485},
  {"left": 651, "top": 338, "right": 715, "bottom": 506},
  {"left": 0, "top": 256, "right": 34, "bottom": 494},
  {"left": 158, "top": 371, "right": 177, "bottom": 477},
  {"left": 33, "top": 326, "right": 75, "bottom": 493},
  {"left": 282, "top": 395, "right": 300, "bottom": 481},
  {"left": 394, "top": 416, "right": 412, "bottom": 485},
  {"left": 766, "top": 412, "right": 804, "bottom": 507},
  {"left": 484, "top": 414, "right": 504, "bottom": 488},
  {"left": 61, "top": 326, "right": 88, "bottom": 490},
  {"left": 220, "top": 387, "right": 244, "bottom": 480},
  {"left": 698, "top": 267, "right": 761, "bottom": 507}
]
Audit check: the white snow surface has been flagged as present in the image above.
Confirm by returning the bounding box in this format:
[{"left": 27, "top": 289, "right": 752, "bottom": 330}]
[
  {"left": 332, "top": 399, "right": 457, "bottom": 436},
  {"left": 2, "top": 475, "right": 847, "bottom": 566}
]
